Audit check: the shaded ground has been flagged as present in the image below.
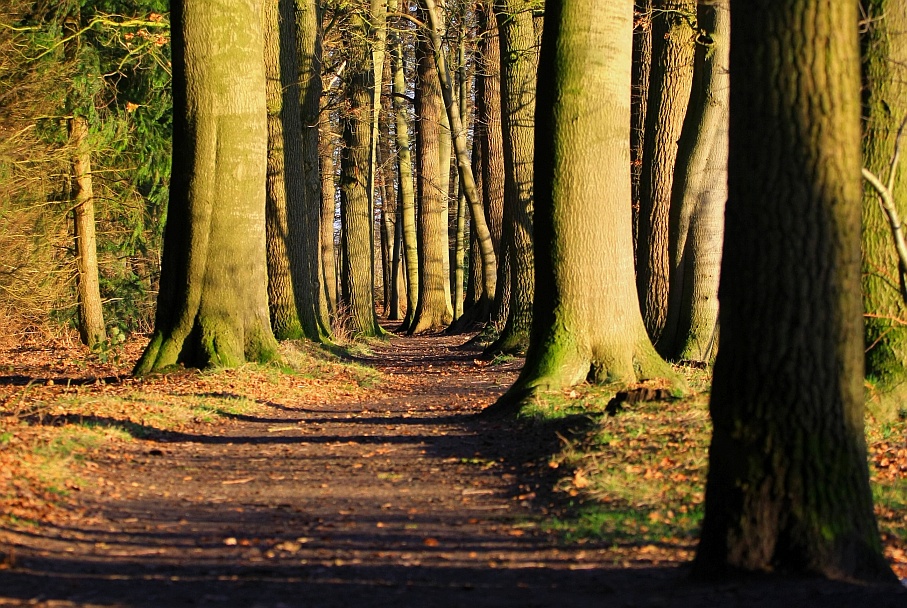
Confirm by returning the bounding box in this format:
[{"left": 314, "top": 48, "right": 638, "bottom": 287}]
[{"left": 1, "top": 330, "right": 905, "bottom": 607}]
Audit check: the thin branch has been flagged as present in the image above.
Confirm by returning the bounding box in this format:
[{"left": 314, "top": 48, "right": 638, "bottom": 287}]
[{"left": 863, "top": 165, "right": 907, "bottom": 304}]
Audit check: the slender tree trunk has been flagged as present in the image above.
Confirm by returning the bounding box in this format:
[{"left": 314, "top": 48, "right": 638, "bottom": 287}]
[
  {"left": 69, "top": 115, "right": 106, "bottom": 349},
  {"left": 491, "top": 0, "right": 677, "bottom": 411},
  {"left": 487, "top": 0, "right": 541, "bottom": 356},
  {"left": 657, "top": 0, "right": 729, "bottom": 362},
  {"left": 632, "top": 0, "right": 652, "bottom": 253},
  {"left": 264, "top": 0, "right": 306, "bottom": 340},
  {"left": 297, "top": 0, "right": 332, "bottom": 339},
  {"left": 136, "top": 0, "right": 278, "bottom": 373},
  {"left": 319, "top": 112, "right": 339, "bottom": 320},
  {"left": 695, "top": 0, "right": 893, "bottom": 581},
  {"left": 635, "top": 0, "right": 696, "bottom": 343},
  {"left": 409, "top": 21, "right": 453, "bottom": 333},
  {"left": 421, "top": 0, "right": 497, "bottom": 310},
  {"left": 389, "top": 2, "right": 419, "bottom": 331},
  {"left": 861, "top": 0, "right": 907, "bottom": 392}
]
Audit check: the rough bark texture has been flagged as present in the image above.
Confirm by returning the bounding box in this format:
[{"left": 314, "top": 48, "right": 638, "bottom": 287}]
[
  {"left": 487, "top": 0, "right": 541, "bottom": 356},
  {"left": 69, "top": 115, "right": 107, "bottom": 350},
  {"left": 409, "top": 26, "right": 453, "bottom": 334},
  {"left": 694, "top": 0, "right": 894, "bottom": 582},
  {"left": 296, "top": 0, "right": 332, "bottom": 339},
  {"left": 657, "top": 0, "right": 729, "bottom": 362},
  {"left": 339, "top": 10, "right": 384, "bottom": 337},
  {"left": 319, "top": 112, "right": 339, "bottom": 320},
  {"left": 635, "top": 0, "right": 696, "bottom": 343},
  {"left": 135, "top": 0, "right": 278, "bottom": 374},
  {"left": 492, "top": 0, "right": 676, "bottom": 411},
  {"left": 861, "top": 0, "right": 907, "bottom": 392},
  {"left": 264, "top": 0, "right": 305, "bottom": 341}
]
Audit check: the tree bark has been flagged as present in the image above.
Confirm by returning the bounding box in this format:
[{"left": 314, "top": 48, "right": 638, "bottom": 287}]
[
  {"left": 409, "top": 19, "right": 453, "bottom": 333},
  {"left": 861, "top": 0, "right": 907, "bottom": 392},
  {"left": 635, "top": 0, "right": 696, "bottom": 343},
  {"left": 657, "top": 0, "right": 729, "bottom": 362},
  {"left": 264, "top": 0, "right": 306, "bottom": 340},
  {"left": 694, "top": 0, "right": 893, "bottom": 581},
  {"left": 491, "top": 0, "right": 676, "bottom": 411},
  {"left": 69, "top": 115, "right": 107, "bottom": 350},
  {"left": 136, "top": 0, "right": 278, "bottom": 373},
  {"left": 487, "top": 0, "right": 541, "bottom": 356},
  {"left": 632, "top": 0, "right": 652, "bottom": 254}
]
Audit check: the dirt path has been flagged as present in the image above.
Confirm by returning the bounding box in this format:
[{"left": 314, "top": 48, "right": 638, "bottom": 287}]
[{"left": 1, "top": 333, "right": 904, "bottom": 607}]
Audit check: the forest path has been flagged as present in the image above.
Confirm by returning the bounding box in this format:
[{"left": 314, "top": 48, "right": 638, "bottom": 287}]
[{"left": 1, "top": 330, "right": 902, "bottom": 607}]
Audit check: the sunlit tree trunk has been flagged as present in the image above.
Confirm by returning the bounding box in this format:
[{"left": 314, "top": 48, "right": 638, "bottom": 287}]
[
  {"left": 409, "top": 20, "right": 453, "bottom": 333},
  {"left": 657, "top": 0, "right": 729, "bottom": 362},
  {"left": 487, "top": 0, "right": 541, "bottom": 355},
  {"left": 297, "top": 0, "right": 332, "bottom": 338},
  {"left": 264, "top": 0, "right": 306, "bottom": 340},
  {"left": 69, "top": 115, "right": 106, "bottom": 350},
  {"left": 319, "top": 112, "right": 339, "bottom": 320},
  {"left": 136, "top": 0, "right": 278, "bottom": 373},
  {"left": 861, "top": 0, "right": 907, "bottom": 392},
  {"left": 631, "top": 0, "right": 652, "bottom": 252},
  {"left": 491, "top": 0, "right": 676, "bottom": 411},
  {"left": 635, "top": 0, "right": 696, "bottom": 343},
  {"left": 695, "top": 0, "right": 893, "bottom": 581}
]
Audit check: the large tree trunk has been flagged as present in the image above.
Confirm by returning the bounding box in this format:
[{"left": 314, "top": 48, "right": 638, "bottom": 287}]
[
  {"left": 339, "top": 10, "right": 384, "bottom": 337},
  {"left": 69, "top": 115, "right": 107, "bottom": 350},
  {"left": 491, "top": 0, "right": 676, "bottom": 411},
  {"left": 861, "top": 0, "right": 907, "bottom": 393},
  {"left": 635, "top": 0, "right": 696, "bottom": 343},
  {"left": 487, "top": 0, "right": 541, "bottom": 356},
  {"left": 657, "top": 0, "right": 729, "bottom": 362},
  {"left": 409, "top": 22, "right": 453, "bottom": 334},
  {"left": 694, "top": 0, "right": 893, "bottom": 581},
  {"left": 319, "top": 111, "right": 339, "bottom": 320},
  {"left": 136, "top": 0, "right": 278, "bottom": 373},
  {"left": 264, "top": 0, "right": 306, "bottom": 340},
  {"left": 631, "top": 0, "right": 652, "bottom": 253}
]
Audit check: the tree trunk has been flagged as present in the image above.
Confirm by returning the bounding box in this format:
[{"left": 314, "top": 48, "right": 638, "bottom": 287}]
[
  {"left": 319, "top": 111, "right": 339, "bottom": 320},
  {"left": 389, "top": 2, "right": 419, "bottom": 331},
  {"left": 339, "top": 10, "right": 384, "bottom": 337},
  {"left": 631, "top": 0, "right": 652, "bottom": 254},
  {"left": 694, "top": 0, "right": 893, "bottom": 581},
  {"left": 264, "top": 0, "right": 306, "bottom": 340},
  {"left": 487, "top": 0, "right": 541, "bottom": 356},
  {"left": 635, "top": 0, "right": 696, "bottom": 343},
  {"left": 409, "top": 22, "right": 453, "bottom": 333},
  {"left": 69, "top": 115, "right": 107, "bottom": 350},
  {"left": 657, "top": 0, "right": 729, "bottom": 362},
  {"left": 420, "top": 0, "right": 497, "bottom": 312},
  {"left": 491, "top": 0, "right": 676, "bottom": 411},
  {"left": 297, "top": 0, "right": 332, "bottom": 339},
  {"left": 861, "top": 0, "right": 907, "bottom": 392},
  {"left": 136, "top": 0, "right": 278, "bottom": 373}
]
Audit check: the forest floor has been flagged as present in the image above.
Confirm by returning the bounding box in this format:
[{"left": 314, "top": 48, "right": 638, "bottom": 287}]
[{"left": 0, "top": 325, "right": 906, "bottom": 607}]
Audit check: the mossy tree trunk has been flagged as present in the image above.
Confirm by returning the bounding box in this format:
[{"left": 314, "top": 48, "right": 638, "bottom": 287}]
[
  {"left": 69, "top": 115, "right": 107, "bottom": 350},
  {"left": 487, "top": 0, "right": 541, "bottom": 356},
  {"left": 861, "top": 0, "right": 907, "bottom": 393},
  {"left": 491, "top": 0, "right": 676, "bottom": 411},
  {"left": 635, "top": 0, "right": 696, "bottom": 343},
  {"left": 136, "top": 0, "right": 278, "bottom": 373},
  {"left": 694, "top": 0, "right": 894, "bottom": 582},
  {"left": 657, "top": 0, "right": 729, "bottom": 362}
]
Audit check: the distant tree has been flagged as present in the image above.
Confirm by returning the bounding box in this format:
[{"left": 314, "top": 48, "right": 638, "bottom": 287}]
[
  {"left": 695, "top": 0, "right": 894, "bottom": 581},
  {"left": 135, "top": 0, "right": 278, "bottom": 373},
  {"left": 491, "top": 0, "right": 676, "bottom": 411}
]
